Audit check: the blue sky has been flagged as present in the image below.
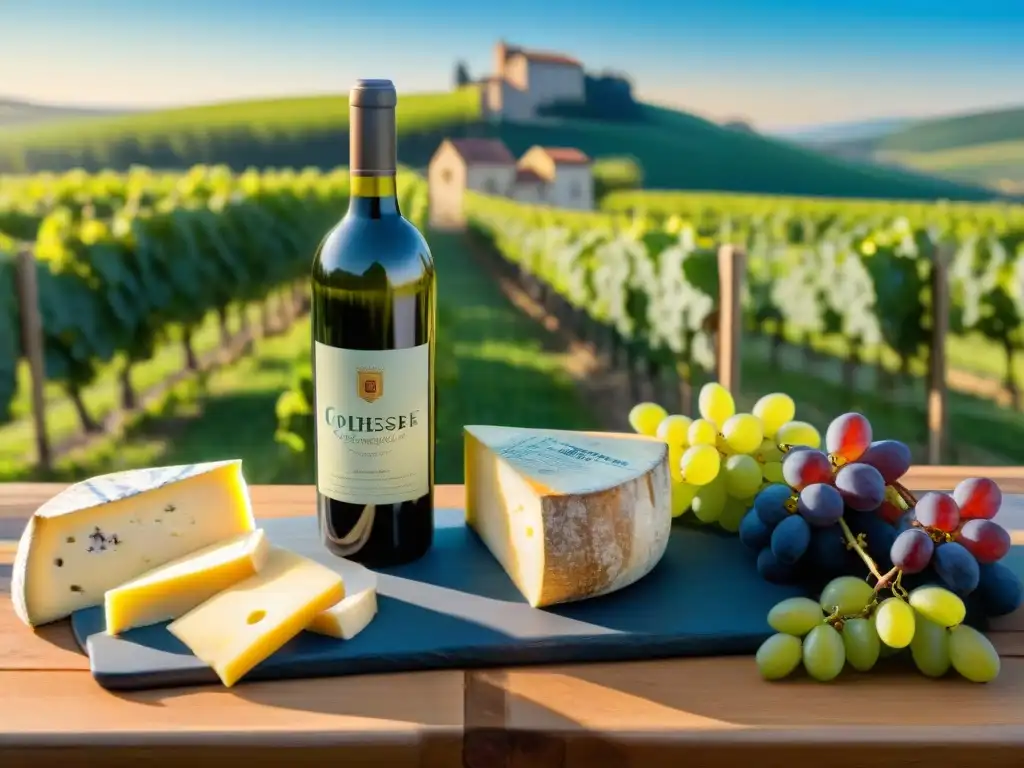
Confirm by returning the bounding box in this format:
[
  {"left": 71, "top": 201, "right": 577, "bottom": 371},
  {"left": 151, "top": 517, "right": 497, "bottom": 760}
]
[{"left": 3, "top": 0, "right": 1023, "bottom": 129}]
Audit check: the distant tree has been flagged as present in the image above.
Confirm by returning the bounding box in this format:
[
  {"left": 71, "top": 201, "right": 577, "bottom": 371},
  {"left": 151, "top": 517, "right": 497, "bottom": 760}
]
[
  {"left": 722, "top": 118, "right": 757, "bottom": 134},
  {"left": 453, "top": 61, "right": 472, "bottom": 88},
  {"left": 537, "top": 73, "right": 640, "bottom": 122},
  {"left": 593, "top": 156, "right": 644, "bottom": 200}
]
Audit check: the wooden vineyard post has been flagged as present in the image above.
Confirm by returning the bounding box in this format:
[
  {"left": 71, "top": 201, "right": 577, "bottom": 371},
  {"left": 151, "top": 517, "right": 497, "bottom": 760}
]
[
  {"left": 716, "top": 244, "right": 745, "bottom": 395},
  {"left": 927, "top": 243, "right": 951, "bottom": 465},
  {"left": 15, "top": 248, "right": 52, "bottom": 472}
]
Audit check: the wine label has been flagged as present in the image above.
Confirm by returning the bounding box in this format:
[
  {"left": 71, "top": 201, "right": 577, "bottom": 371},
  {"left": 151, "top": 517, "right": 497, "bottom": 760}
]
[{"left": 314, "top": 341, "right": 430, "bottom": 505}]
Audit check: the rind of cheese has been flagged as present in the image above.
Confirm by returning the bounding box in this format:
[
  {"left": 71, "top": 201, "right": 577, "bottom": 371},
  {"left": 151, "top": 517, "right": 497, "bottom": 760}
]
[
  {"left": 167, "top": 547, "right": 345, "bottom": 688},
  {"left": 12, "top": 460, "right": 255, "bottom": 627},
  {"left": 464, "top": 425, "right": 672, "bottom": 608},
  {"left": 104, "top": 529, "right": 270, "bottom": 635},
  {"left": 308, "top": 561, "right": 378, "bottom": 640}
]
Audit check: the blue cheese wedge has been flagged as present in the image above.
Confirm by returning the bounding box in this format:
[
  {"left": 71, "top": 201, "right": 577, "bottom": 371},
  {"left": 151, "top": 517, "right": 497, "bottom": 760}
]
[
  {"left": 464, "top": 426, "right": 672, "bottom": 608},
  {"left": 12, "top": 460, "right": 256, "bottom": 627}
]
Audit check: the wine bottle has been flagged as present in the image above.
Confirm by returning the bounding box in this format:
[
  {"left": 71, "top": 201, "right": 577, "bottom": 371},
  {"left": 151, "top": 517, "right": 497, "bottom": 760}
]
[{"left": 311, "top": 79, "right": 436, "bottom": 567}]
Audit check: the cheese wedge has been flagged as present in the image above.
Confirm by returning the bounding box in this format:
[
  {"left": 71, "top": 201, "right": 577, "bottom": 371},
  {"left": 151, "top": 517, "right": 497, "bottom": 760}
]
[
  {"left": 104, "top": 529, "right": 270, "bottom": 635},
  {"left": 464, "top": 426, "right": 672, "bottom": 607},
  {"left": 308, "top": 560, "right": 378, "bottom": 640},
  {"left": 167, "top": 547, "right": 345, "bottom": 687},
  {"left": 12, "top": 461, "right": 255, "bottom": 627}
]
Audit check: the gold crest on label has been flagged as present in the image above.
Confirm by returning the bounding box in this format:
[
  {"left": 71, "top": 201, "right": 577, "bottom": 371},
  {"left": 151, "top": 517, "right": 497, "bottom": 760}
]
[{"left": 356, "top": 367, "right": 383, "bottom": 403}]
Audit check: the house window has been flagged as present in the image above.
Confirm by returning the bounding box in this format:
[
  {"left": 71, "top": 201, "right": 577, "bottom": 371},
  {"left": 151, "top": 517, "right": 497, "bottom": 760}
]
[
  {"left": 484, "top": 178, "right": 498, "bottom": 194},
  {"left": 441, "top": 169, "right": 452, "bottom": 184},
  {"left": 570, "top": 181, "right": 581, "bottom": 199}
]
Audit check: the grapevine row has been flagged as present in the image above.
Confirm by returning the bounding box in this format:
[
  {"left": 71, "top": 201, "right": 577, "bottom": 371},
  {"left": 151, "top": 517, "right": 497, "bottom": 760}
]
[
  {"left": 0, "top": 168, "right": 429, "bottom": 460},
  {"left": 600, "top": 190, "right": 1024, "bottom": 398},
  {"left": 464, "top": 191, "right": 1024, "bottom": 427},
  {"left": 0, "top": 166, "right": 355, "bottom": 434}
]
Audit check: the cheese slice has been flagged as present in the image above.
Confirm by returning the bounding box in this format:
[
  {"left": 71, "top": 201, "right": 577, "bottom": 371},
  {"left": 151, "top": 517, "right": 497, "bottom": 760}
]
[
  {"left": 464, "top": 425, "right": 672, "bottom": 608},
  {"left": 12, "top": 460, "right": 255, "bottom": 627},
  {"left": 104, "top": 529, "right": 270, "bottom": 635},
  {"left": 167, "top": 547, "right": 345, "bottom": 688},
  {"left": 308, "top": 560, "right": 378, "bottom": 640}
]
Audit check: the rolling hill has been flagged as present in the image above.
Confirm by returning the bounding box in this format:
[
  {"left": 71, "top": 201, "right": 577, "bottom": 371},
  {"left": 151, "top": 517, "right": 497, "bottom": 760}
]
[
  {"left": 879, "top": 140, "right": 1024, "bottom": 194},
  {"left": 0, "top": 98, "right": 134, "bottom": 129},
  {"left": 875, "top": 106, "right": 1024, "bottom": 154},
  {"left": 773, "top": 117, "right": 917, "bottom": 144},
  {"left": 807, "top": 106, "right": 1024, "bottom": 193},
  {"left": 0, "top": 89, "right": 999, "bottom": 201}
]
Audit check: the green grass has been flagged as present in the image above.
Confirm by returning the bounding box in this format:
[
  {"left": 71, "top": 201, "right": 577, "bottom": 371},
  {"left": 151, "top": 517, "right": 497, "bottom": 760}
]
[
  {"left": 48, "top": 321, "right": 316, "bottom": 484},
  {"left": 767, "top": 319, "right": 1024, "bottom": 405},
  {"left": 734, "top": 341, "right": 1022, "bottom": 465},
  {"left": 0, "top": 89, "right": 997, "bottom": 201},
  {"left": 28, "top": 232, "right": 597, "bottom": 485}
]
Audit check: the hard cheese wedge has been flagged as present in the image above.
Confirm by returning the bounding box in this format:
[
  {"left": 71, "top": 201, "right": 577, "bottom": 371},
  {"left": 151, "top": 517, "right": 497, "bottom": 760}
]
[
  {"left": 12, "top": 461, "right": 255, "bottom": 627},
  {"left": 309, "top": 590, "right": 377, "bottom": 640},
  {"left": 308, "top": 559, "right": 378, "bottom": 640},
  {"left": 104, "top": 529, "right": 270, "bottom": 635},
  {"left": 464, "top": 425, "right": 672, "bottom": 608},
  {"left": 167, "top": 547, "right": 345, "bottom": 687}
]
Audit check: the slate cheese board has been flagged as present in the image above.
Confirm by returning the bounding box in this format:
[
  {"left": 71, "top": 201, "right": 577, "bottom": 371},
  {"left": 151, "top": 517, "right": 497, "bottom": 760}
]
[
  {"left": 71, "top": 499, "right": 1024, "bottom": 692},
  {"left": 70, "top": 507, "right": 811, "bottom": 690}
]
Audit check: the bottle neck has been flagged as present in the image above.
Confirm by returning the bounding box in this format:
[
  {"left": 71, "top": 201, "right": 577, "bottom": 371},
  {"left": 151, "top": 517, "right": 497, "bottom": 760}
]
[
  {"left": 348, "top": 97, "right": 399, "bottom": 218},
  {"left": 348, "top": 174, "right": 400, "bottom": 217}
]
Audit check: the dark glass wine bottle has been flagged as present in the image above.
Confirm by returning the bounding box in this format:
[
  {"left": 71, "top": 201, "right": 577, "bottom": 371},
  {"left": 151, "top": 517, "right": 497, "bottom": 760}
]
[{"left": 311, "top": 79, "right": 436, "bottom": 567}]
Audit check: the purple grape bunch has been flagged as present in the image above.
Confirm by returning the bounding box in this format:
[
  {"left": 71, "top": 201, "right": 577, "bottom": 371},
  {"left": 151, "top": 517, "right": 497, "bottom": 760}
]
[
  {"left": 737, "top": 410, "right": 1023, "bottom": 624},
  {"left": 740, "top": 412, "right": 905, "bottom": 582},
  {"left": 890, "top": 479, "right": 1019, "bottom": 613}
]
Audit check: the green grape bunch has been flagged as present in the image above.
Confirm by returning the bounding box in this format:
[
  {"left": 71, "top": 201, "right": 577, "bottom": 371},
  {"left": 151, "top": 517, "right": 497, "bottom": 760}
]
[
  {"left": 757, "top": 577, "right": 1001, "bottom": 683},
  {"left": 627, "top": 382, "right": 822, "bottom": 529}
]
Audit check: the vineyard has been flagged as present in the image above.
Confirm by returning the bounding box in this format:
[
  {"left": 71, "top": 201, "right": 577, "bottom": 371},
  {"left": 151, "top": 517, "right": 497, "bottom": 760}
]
[
  {"left": 0, "top": 166, "right": 429, "bottom": 477},
  {"left": 465, "top": 188, "right": 1024, "bottom": 462},
  {"left": 600, "top": 190, "right": 1024, "bottom": 392},
  {"left": 5, "top": 163, "right": 1024, "bottom": 481}
]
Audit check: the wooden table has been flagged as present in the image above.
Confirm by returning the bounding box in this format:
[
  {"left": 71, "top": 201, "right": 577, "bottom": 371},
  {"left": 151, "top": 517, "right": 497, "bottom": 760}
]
[{"left": 2, "top": 470, "right": 1024, "bottom": 767}]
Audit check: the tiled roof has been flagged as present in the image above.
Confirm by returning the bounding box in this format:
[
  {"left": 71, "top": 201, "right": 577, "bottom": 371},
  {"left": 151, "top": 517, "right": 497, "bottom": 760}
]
[
  {"left": 539, "top": 147, "right": 591, "bottom": 165},
  {"left": 517, "top": 50, "right": 581, "bottom": 67},
  {"left": 448, "top": 138, "right": 515, "bottom": 165}
]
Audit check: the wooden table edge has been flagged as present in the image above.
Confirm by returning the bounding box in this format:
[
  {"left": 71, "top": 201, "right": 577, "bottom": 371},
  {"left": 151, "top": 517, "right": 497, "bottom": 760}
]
[
  {"left": 463, "top": 729, "right": 1024, "bottom": 768},
  {"left": 2, "top": 732, "right": 463, "bottom": 768},
  {"left": 0, "top": 726, "right": 465, "bottom": 747},
  {"left": 4, "top": 469, "right": 1024, "bottom": 767},
  {"left": 465, "top": 666, "right": 1024, "bottom": 765}
]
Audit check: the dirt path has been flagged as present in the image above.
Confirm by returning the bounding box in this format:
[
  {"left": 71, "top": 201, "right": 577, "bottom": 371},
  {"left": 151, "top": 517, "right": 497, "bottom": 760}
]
[{"left": 459, "top": 234, "right": 634, "bottom": 433}]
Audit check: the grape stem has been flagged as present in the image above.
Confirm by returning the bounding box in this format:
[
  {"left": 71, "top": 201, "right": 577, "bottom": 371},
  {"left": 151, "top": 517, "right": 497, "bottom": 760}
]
[
  {"left": 837, "top": 518, "right": 898, "bottom": 591},
  {"left": 892, "top": 482, "right": 918, "bottom": 508}
]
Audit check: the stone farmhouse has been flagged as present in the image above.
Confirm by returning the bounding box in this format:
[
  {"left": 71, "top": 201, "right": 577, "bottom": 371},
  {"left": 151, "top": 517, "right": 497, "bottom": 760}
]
[
  {"left": 477, "top": 40, "right": 586, "bottom": 121},
  {"left": 428, "top": 138, "right": 594, "bottom": 229}
]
